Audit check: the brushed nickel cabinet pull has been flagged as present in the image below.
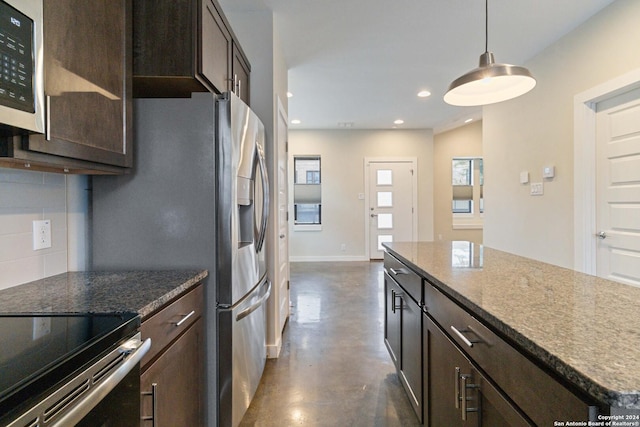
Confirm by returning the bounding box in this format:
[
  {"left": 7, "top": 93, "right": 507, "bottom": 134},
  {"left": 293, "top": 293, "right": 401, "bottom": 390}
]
[
  {"left": 391, "top": 289, "right": 396, "bottom": 314},
  {"left": 460, "top": 374, "right": 479, "bottom": 421},
  {"left": 174, "top": 310, "right": 196, "bottom": 327},
  {"left": 141, "top": 383, "right": 157, "bottom": 426},
  {"left": 454, "top": 367, "right": 461, "bottom": 409},
  {"left": 450, "top": 326, "right": 484, "bottom": 348},
  {"left": 45, "top": 95, "right": 51, "bottom": 141}
]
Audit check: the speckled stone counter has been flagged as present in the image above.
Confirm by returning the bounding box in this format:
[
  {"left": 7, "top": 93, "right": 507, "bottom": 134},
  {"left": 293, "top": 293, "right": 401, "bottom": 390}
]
[
  {"left": 0, "top": 270, "right": 208, "bottom": 319},
  {"left": 384, "top": 241, "right": 640, "bottom": 409}
]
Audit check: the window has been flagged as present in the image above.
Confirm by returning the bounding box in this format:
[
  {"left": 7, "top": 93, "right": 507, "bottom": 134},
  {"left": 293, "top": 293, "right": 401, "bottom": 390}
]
[
  {"left": 452, "top": 157, "right": 483, "bottom": 227},
  {"left": 294, "top": 156, "right": 321, "bottom": 225}
]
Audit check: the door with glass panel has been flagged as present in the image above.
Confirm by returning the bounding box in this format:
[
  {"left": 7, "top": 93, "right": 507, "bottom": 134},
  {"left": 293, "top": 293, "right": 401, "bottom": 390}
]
[{"left": 367, "top": 160, "right": 416, "bottom": 259}]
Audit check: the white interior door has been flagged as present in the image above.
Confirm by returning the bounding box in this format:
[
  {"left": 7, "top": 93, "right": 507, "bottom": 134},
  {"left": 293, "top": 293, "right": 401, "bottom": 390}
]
[
  {"left": 366, "top": 160, "right": 416, "bottom": 260},
  {"left": 596, "top": 87, "right": 640, "bottom": 287}
]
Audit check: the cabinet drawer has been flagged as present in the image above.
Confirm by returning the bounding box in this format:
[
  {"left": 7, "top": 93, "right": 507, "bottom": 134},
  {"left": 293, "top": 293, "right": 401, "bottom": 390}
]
[
  {"left": 140, "top": 284, "right": 204, "bottom": 368},
  {"left": 425, "top": 281, "right": 595, "bottom": 425},
  {"left": 384, "top": 252, "right": 422, "bottom": 304}
]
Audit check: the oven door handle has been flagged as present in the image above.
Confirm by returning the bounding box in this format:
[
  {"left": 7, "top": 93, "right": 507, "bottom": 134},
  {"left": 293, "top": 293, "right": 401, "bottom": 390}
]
[{"left": 50, "top": 336, "right": 151, "bottom": 427}]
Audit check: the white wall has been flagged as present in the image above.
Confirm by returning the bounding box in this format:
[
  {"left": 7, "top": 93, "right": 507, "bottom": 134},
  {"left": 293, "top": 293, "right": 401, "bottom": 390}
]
[
  {"left": 0, "top": 170, "right": 88, "bottom": 290},
  {"left": 483, "top": 0, "right": 640, "bottom": 268},
  {"left": 434, "top": 120, "right": 483, "bottom": 244},
  {"left": 288, "top": 129, "right": 434, "bottom": 261}
]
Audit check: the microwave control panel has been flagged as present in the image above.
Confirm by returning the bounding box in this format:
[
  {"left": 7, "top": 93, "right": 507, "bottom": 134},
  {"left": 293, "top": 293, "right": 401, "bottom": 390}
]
[{"left": 0, "top": 0, "right": 34, "bottom": 114}]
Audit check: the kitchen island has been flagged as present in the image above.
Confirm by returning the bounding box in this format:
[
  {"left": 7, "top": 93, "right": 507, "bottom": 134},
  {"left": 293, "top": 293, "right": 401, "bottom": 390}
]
[{"left": 384, "top": 241, "right": 640, "bottom": 424}]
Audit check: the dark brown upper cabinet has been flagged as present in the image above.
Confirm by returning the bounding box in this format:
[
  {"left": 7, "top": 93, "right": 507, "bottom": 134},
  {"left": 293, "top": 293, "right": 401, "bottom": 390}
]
[
  {"left": 132, "top": 0, "right": 251, "bottom": 105},
  {"left": 0, "top": 0, "right": 133, "bottom": 174}
]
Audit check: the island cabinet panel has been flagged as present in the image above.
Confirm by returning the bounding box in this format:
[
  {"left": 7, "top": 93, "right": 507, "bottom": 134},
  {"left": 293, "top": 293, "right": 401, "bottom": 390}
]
[
  {"left": 384, "top": 273, "right": 401, "bottom": 366},
  {"left": 140, "top": 284, "right": 204, "bottom": 426},
  {"left": 383, "top": 254, "right": 423, "bottom": 423},
  {"left": 425, "top": 281, "right": 596, "bottom": 426},
  {"left": 426, "top": 313, "right": 531, "bottom": 427},
  {"left": 1, "top": 0, "right": 133, "bottom": 174},
  {"left": 132, "top": 0, "right": 251, "bottom": 103}
]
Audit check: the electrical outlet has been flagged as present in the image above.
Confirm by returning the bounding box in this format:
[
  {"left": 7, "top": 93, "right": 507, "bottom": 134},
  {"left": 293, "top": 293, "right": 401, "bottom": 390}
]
[
  {"left": 32, "top": 220, "right": 52, "bottom": 250},
  {"left": 33, "top": 316, "right": 51, "bottom": 340},
  {"left": 340, "top": 243, "right": 346, "bottom": 251}
]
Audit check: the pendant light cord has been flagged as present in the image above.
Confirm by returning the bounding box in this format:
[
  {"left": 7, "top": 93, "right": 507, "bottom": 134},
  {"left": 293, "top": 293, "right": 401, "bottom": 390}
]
[{"left": 485, "top": 0, "right": 489, "bottom": 53}]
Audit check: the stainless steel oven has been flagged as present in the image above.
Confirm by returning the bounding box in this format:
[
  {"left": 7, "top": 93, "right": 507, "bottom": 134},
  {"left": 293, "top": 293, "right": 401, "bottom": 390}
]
[{"left": 0, "top": 313, "right": 150, "bottom": 427}]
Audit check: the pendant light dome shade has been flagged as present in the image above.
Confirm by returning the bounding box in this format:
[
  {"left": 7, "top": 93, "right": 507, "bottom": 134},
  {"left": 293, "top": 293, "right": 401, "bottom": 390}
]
[
  {"left": 444, "top": 0, "right": 536, "bottom": 106},
  {"left": 444, "top": 52, "right": 536, "bottom": 106}
]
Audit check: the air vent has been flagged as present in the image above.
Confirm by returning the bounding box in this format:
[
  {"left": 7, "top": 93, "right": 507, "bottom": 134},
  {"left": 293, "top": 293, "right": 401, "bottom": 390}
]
[
  {"left": 43, "top": 380, "right": 90, "bottom": 423},
  {"left": 93, "top": 352, "right": 125, "bottom": 384}
]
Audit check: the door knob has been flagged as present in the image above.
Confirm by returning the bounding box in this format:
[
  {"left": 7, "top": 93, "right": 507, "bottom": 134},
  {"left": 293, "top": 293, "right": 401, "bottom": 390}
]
[
  {"left": 370, "top": 213, "right": 378, "bottom": 217},
  {"left": 597, "top": 231, "right": 607, "bottom": 239},
  {"left": 279, "top": 234, "right": 285, "bottom": 239}
]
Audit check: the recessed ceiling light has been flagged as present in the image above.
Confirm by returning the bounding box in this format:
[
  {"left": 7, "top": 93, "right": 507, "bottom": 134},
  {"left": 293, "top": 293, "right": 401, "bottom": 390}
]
[
  {"left": 465, "top": 118, "right": 473, "bottom": 123},
  {"left": 291, "top": 119, "right": 301, "bottom": 125},
  {"left": 394, "top": 119, "right": 404, "bottom": 125},
  {"left": 287, "top": 92, "right": 293, "bottom": 98},
  {"left": 417, "top": 90, "right": 431, "bottom": 98}
]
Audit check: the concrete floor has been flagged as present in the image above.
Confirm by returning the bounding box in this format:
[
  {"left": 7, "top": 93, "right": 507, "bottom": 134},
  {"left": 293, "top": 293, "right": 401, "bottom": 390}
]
[{"left": 239, "top": 261, "right": 420, "bottom": 427}]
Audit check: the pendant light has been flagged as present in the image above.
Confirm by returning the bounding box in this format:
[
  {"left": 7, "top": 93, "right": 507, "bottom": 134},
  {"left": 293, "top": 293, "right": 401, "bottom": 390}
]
[{"left": 444, "top": 0, "right": 536, "bottom": 106}]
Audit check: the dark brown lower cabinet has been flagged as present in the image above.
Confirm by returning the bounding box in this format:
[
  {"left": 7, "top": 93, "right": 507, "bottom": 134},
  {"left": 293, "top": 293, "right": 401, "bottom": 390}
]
[
  {"left": 140, "top": 284, "right": 204, "bottom": 426},
  {"left": 426, "top": 314, "right": 531, "bottom": 426},
  {"left": 141, "top": 318, "right": 204, "bottom": 426},
  {"left": 384, "top": 272, "right": 422, "bottom": 423}
]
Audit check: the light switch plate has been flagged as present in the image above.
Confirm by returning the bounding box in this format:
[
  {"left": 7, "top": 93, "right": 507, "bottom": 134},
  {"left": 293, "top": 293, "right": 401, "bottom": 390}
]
[
  {"left": 530, "top": 182, "right": 544, "bottom": 196},
  {"left": 520, "top": 171, "right": 529, "bottom": 184},
  {"left": 32, "top": 220, "right": 52, "bottom": 250}
]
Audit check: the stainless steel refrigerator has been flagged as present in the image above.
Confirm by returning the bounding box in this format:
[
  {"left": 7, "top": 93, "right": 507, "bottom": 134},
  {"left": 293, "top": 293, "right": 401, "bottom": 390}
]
[{"left": 91, "top": 92, "right": 270, "bottom": 427}]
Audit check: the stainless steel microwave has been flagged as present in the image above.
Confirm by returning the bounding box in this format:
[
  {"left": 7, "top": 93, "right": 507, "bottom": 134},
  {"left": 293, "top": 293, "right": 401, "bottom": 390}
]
[{"left": 0, "top": 0, "right": 44, "bottom": 134}]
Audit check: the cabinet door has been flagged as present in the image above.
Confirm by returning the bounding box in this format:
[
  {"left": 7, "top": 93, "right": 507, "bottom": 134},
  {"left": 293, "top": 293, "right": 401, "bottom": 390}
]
[
  {"left": 384, "top": 273, "right": 401, "bottom": 367},
  {"left": 201, "top": 0, "right": 232, "bottom": 94},
  {"left": 401, "top": 294, "right": 422, "bottom": 422},
  {"left": 428, "top": 315, "right": 472, "bottom": 426},
  {"left": 27, "top": 0, "right": 132, "bottom": 168},
  {"left": 232, "top": 42, "right": 250, "bottom": 105},
  {"left": 428, "top": 315, "right": 531, "bottom": 427},
  {"left": 475, "top": 372, "right": 532, "bottom": 427},
  {"left": 141, "top": 318, "right": 204, "bottom": 426}
]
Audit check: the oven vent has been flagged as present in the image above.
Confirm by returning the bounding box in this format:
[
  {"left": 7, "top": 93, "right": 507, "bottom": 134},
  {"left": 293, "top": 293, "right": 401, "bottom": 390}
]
[
  {"left": 92, "top": 352, "right": 125, "bottom": 384},
  {"left": 42, "top": 379, "right": 90, "bottom": 423},
  {"left": 4, "top": 334, "right": 143, "bottom": 427},
  {"left": 42, "top": 350, "right": 126, "bottom": 423}
]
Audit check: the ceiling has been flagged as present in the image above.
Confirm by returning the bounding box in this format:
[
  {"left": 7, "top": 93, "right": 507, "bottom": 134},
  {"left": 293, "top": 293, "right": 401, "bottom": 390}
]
[{"left": 218, "top": 0, "right": 616, "bottom": 132}]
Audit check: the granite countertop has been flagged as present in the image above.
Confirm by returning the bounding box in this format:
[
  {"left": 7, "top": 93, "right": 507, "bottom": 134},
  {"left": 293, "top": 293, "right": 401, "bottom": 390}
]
[
  {"left": 0, "top": 270, "right": 208, "bottom": 319},
  {"left": 384, "top": 241, "right": 640, "bottom": 409}
]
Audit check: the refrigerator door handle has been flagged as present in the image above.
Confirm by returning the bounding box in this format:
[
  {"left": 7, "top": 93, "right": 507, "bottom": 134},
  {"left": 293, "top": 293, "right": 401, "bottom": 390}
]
[
  {"left": 236, "top": 279, "right": 271, "bottom": 321},
  {"left": 255, "top": 148, "right": 270, "bottom": 253}
]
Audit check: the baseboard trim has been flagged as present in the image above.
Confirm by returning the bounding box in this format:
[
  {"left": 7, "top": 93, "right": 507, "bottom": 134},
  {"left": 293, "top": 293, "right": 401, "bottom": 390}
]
[
  {"left": 267, "top": 338, "right": 282, "bottom": 359},
  {"left": 289, "top": 255, "right": 370, "bottom": 262}
]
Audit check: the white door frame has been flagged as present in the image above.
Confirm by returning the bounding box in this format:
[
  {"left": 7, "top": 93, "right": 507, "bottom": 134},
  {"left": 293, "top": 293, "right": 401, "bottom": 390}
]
[
  {"left": 266, "top": 95, "right": 289, "bottom": 358},
  {"left": 364, "top": 157, "right": 418, "bottom": 259},
  {"left": 574, "top": 68, "right": 640, "bottom": 274}
]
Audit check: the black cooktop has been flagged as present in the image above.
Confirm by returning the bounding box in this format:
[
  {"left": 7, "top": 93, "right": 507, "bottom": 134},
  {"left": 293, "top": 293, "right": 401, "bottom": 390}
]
[{"left": 0, "top": 312, "right": 139, "bottom": 420}]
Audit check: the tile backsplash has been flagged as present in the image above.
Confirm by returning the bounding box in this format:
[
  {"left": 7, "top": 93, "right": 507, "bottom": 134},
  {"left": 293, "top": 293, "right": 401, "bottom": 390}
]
[{"left": 0, "top": 169, "right": 88, "bottom": 291}]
